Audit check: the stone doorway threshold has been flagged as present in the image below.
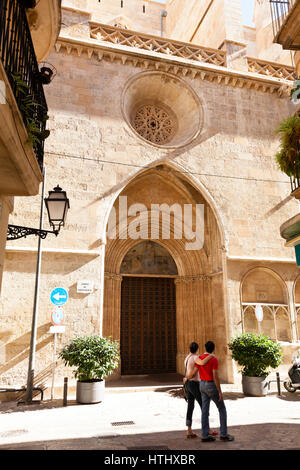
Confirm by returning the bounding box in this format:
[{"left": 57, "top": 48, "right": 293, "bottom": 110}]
[{"left": 105, "top": 373, "right": 183, "bottom": 392}]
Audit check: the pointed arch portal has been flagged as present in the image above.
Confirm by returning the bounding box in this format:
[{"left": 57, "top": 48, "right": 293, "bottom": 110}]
[{"left": 103, "top": 163, "right": 231, "bottom": 380}]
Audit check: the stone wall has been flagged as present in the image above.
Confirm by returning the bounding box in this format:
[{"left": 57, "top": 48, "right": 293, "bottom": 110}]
[
  {"left": 0, "top": 0, "right": 299, "bottom": 391},
  {"left": 63, "top": 0, "right": 165, "bottom": 36},
  {"left": 0, "top": 44, "right": 298, "bottom": 389}
]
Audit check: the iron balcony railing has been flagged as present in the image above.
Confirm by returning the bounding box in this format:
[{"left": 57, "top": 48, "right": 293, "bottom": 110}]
[
  {"left": 0, "top": 0, "right": 48, "bottom": 170},
  {"left": 270, "top": 0, "right": 296, "bottom": 38}
]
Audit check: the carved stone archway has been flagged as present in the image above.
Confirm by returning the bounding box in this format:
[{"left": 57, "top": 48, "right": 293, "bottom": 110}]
[{"left": 103, "top": 164, "right": 231, "bottom": 381}]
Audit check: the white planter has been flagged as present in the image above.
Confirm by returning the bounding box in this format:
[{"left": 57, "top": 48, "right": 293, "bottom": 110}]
[
  {"left": 76, "top": 379, "right": 105, "bottom": 404},
  {"left": 242, "top": 375, "right": 268, "bottom": 397}
]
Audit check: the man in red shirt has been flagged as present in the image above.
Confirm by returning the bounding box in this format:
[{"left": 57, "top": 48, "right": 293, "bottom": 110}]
[{"left": 188, "top": 341, "right": 234, "bottom": 442}]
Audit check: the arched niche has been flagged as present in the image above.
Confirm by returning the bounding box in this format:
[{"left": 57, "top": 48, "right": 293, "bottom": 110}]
[
  {"left": 241, "top": 267, "right": 291, "bottom": 342},
  {"left": 276, "top": 306, "right": 292, "bottom": 342},
  {"left": 243, "top": 305, "right": 258, "bottom": 335},
  {"left": 120, "top": 240, "right": 178, "bottom": 275},
  {"left": 241, "top": 268, "right": 287, "bottom": 305}
]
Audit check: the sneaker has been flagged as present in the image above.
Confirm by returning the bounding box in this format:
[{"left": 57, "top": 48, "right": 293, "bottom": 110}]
[
  {"left": 220, "top": 434, "right": 234, "bottom": 441},
  {"left": 201, "top": 435, "right": 216, "bottom": 442}
]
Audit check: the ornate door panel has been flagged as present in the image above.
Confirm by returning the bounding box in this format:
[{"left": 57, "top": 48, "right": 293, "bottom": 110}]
[{"left": 121, "top": 276, "right": 177, "bottom": 375}]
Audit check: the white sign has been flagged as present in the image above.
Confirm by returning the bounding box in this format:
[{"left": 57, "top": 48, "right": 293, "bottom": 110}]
[
  {"left": 77, "top": 280, "right": 94, "bottom": 293},
  {"left": 255, "top": 304, "right": 264, "bottom": 322},
  {"left": 50, "top": 325, "right": 66, "bottom": 334}
]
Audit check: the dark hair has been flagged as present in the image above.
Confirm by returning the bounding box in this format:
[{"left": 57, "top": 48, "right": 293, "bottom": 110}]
[
  {"left": 189, "top": 342, "right": 199, "bottom": 354},
  {"left": 205, "top": 341, "right": 215, "bottom": 353}
]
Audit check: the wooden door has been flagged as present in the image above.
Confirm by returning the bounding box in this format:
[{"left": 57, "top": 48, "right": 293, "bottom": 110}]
[{"left": 121, "top": 276, "right": 177, "bottom": 375}]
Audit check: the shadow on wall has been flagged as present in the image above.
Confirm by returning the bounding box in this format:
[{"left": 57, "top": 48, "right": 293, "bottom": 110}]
[
  {"left": 85, "top": 127, "right": 218, "bottom": 206},
  {"left": 0, "top": 323, "right": 52, "bottom": 377},
  {"left": 4, "top": 252, "right": 99, "bottom": 276}
]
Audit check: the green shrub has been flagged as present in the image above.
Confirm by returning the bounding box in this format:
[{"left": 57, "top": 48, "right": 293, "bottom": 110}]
[
  {"left": 228, "top": 333, "right": 282, "bottom": 377},
  {"left": 275, "top": 114, "right": 300, "bottom": 178},
  {"left": 11, "top": 72, "right": 49, "bottom": 146},
  {"left": 59, "top": 335, "right": 120, "bottom": 382}
]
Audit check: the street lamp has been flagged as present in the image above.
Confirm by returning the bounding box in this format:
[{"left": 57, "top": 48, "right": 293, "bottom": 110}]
[
  {"left": 7, "top": 185, "right": 69, "bottom": 241},
  {"left": 6, "top": 168, "right": 70, "bottom": 404},
  {"left": 44, "top": 185, "right": 70, "bottom": 234}
]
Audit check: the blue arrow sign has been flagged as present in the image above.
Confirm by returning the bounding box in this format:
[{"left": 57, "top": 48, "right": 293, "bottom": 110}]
[{"left": 50, "top": 287, "right": 68, "bottom": 306}]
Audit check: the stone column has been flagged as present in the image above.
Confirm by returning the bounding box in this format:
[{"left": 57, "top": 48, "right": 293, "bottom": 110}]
[
  {"left": 175, "top": 275, "right": 212, "bottom": 375},
  {"left": 103, "top": 272, "right": 123, "bottom": 340},
  {"left": 103, "top": 272, "right": 123, "bottom": 379},
  {"left": 295, "top": 52, "right": 300, "bottom": 78},
  {"left": 0, "top": 196, "right": 13, "bottom": 297},
  {"left": 219, "top": 40, "right": 248, "bottom": 71},
  {"left": 286, "top": 280, "right": 298, "bottom": 343},
  {"left": 98, "top": 241, "right": 106, "bottom": 336}
]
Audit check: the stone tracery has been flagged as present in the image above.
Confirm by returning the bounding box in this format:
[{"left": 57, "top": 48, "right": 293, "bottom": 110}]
[{"left": 132, "top": 104, "right": 177, "bottom": 144}]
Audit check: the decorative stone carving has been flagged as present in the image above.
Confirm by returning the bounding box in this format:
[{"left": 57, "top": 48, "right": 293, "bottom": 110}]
[
  {"left": 132, "top": 103, "right": 177, "bottom": 145},
  {"left": 122, "top": 71, "right": 203, "bottom": 148},
  {"left": 174, "top": 275, "right": 211, "bottom": 284},
  {"left": 104, "top": 272, "right": 123, "bottom": 281}
]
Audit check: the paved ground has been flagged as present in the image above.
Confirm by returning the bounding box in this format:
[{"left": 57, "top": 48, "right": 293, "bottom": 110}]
[{"left": 0, "top": 374, "right": 299, "bottom": 454}]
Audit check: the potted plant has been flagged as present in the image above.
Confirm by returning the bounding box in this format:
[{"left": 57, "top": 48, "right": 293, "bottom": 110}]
[
  {"left": 228, "top": 333, "right": 282, "bottom": 396},
  {"left": 275, "top": 113, "right": 300, "bottom": 182},
  {"left": 59, "top": 335, "right": 120, "bottom": 404}
]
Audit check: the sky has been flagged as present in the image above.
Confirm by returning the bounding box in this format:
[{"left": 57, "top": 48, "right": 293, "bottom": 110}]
[
  {"left": 151, "top": 0, "right": 255, "bottom": 27},
  {"left": 241, "top": 0, "right": 255, "bottom": 27}
]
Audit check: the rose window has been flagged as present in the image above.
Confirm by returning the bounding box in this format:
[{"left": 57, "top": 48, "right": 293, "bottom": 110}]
[{"left": 132, "top": 104, "right": 177, "bottom": 145}]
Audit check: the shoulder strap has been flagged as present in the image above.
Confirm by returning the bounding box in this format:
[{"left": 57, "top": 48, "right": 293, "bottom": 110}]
[{"left": 184, "top": 354, "right": 192, "bottom": 375}]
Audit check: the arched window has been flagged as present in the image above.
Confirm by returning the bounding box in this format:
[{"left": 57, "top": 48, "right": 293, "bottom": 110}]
[
  {"left": 275, "top": 306, "right": 292, "bottom": 342},
  {"left": 241, "top": 268, "right": 292, "bottom": 342}
]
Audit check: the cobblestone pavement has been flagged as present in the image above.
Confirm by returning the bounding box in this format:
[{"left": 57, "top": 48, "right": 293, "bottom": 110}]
[{"left": 0, "top": 377, "right": 299, "bottom": 452}]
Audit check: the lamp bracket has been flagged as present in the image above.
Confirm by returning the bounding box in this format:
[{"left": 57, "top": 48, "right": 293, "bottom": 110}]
[{"left": 7, "top": 225, "right": 58, "bottom": 241}]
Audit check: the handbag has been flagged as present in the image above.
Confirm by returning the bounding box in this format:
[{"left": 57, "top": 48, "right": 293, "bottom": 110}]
[{"left": 183, "top": 381, "right": 188, "bottom": 401}]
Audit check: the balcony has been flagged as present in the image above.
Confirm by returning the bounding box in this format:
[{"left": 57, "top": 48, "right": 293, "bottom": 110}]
[
  {"left": 0, "top": 0, "right": 48, "bottom": 196},
  {"left": 270, "top": 0, "right": 300, "bottom": 50}
]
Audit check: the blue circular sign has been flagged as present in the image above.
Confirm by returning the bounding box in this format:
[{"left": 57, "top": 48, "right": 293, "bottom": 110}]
[{"left": 50, "top": 287, "right": 68, "bottom": 306}]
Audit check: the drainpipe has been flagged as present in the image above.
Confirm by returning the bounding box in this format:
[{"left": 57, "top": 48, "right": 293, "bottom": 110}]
[{"left": 160, "top": 10, "right": 167, "bottom": 38}]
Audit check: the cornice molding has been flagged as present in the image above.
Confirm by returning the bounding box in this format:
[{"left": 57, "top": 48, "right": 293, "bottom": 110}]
[{"left": 55, "top": 34, "right": 293, "bottom": 97}]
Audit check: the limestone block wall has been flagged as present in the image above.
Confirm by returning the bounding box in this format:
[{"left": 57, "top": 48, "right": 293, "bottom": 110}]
[
  {"left": 165, "top": 0, "right": 215, "bottom": 44},
  {"left": 87, "top": 0, "right": 163, "bottom": 36},
  {"left": 0, "top": 45, "right": 299, "bottom": 387}
]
